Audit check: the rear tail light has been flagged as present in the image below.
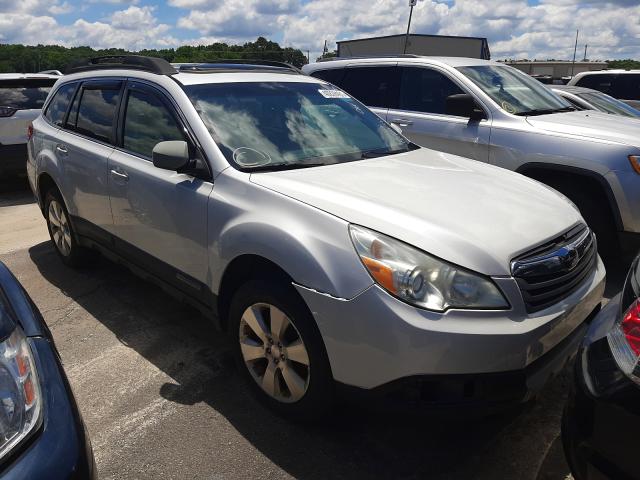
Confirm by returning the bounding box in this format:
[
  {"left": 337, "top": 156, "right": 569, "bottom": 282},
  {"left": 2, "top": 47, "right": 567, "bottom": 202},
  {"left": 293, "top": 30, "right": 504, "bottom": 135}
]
[
  {"left": 608, "top": 299, "right": 640, "bottom": 384},
  {"left": 0, "top": 106, "right": 17, "bottom": 118},
  {"left": 27, "top": 123, "right": 34, "bottom": 141}
]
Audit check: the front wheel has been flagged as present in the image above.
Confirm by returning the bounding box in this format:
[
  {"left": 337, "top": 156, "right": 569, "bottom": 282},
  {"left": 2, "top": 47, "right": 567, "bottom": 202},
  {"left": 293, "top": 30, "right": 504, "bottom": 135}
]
[{"left": 228, "top": 278, "right": 334, "bottom": 421}]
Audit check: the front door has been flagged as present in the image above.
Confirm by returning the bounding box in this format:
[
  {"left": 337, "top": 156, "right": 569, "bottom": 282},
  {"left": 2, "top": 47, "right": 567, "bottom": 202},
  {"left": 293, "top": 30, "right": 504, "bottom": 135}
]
[
  {"left": 388, "top": 66, "right": 491, "bottom": 162},
  {"left": 108, "top": 82, "right": 213, "bottom": 292}
]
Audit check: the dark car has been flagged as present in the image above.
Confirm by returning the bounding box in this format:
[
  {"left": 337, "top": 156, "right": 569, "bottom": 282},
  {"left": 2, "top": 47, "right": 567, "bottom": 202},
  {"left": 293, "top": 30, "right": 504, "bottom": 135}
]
[
  {"left": 563, "top": 254, "right": 640, "bottom": 480},
  {"left": 0, "top": 261, "right": 94, "bottom": 478}
]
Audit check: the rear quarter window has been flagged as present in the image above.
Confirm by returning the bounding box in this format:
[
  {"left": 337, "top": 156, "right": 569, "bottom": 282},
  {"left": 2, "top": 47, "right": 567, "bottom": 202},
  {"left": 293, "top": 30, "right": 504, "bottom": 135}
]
[
  {"left": 44, "top": 83, "right": 77, "bottom": 126},
  {"left": 0, "top": 78, "right": 56, "bottom": 110}
]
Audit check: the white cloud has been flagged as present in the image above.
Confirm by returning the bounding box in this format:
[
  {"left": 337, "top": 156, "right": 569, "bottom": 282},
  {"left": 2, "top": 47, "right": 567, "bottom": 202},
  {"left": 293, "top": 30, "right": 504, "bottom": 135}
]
[
  {"left": 1, "top": 0, "right": 640, "bottom": 62},
  {"left": 0, "top": 6, "right": 178, "bottom": 51}
]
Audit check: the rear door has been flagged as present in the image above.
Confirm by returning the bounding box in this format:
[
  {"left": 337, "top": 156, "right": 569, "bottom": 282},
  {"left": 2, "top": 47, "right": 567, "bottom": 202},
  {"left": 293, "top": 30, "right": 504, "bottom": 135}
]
[
  {"left": 386, "top": 65, "right": 491, "bottom": 161},
  {"left": 108, "top": 81, "right": 212, "bottom": 289},
  {"left": 311, "top": 65, "right": 400, "bottom": 120},
  {"left": 58, "top": 80, "right": 120, "bottom": 232}
]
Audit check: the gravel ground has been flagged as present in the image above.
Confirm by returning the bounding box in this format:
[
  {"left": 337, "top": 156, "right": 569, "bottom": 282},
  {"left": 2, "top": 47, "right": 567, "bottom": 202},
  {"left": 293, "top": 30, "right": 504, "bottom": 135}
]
[{"left": 0, "top": 183, "right": 625, "bottom": 480}]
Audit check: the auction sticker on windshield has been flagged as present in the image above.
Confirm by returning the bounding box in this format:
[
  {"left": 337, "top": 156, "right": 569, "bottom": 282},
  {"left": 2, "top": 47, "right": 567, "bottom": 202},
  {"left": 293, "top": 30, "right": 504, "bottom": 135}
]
[{"left": 318, "top": 89, "right": 350, "bottom": 99}]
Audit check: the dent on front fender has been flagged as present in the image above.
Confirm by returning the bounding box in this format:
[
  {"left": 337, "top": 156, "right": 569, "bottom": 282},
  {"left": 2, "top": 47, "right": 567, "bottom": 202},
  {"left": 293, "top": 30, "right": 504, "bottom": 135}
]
[{"left": 207, "top": 172, "right": 374, "bottom": 299}]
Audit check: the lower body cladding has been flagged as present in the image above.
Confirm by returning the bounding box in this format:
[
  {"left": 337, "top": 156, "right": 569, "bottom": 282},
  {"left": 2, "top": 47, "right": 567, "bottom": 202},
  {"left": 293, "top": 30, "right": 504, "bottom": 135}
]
[
  {"left": 563, "top": 293, "right": 640, "bottom": 480},
  {"left": 0, "top": 143, "right": 27, "bottom": 176},
  {"left": 295, "top": 257, "right": 605, "bottom": 406}
]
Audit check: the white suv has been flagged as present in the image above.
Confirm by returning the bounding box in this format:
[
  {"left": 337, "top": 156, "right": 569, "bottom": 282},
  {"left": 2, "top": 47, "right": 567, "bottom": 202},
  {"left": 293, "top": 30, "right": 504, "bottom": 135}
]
[
  {"left": 28, "top": 56, "right": 604, "bottom": 419},
  {"left": 0, "top": 73, "right": 60, "bottom": 177}
]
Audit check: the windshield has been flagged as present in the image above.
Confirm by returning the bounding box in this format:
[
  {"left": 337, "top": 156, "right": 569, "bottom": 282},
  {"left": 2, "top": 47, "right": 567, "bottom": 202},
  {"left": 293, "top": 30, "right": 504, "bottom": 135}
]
[
  {"left": 457, "top": 65, "right": 573, "bottom": 116},
  {"left": 0, "top": 79, "right": 55, "bottom": 110},
  {"left": 185, "top": 81, "right": 410, "bottom": 170},
  {"left": 578, "top": 91, "right": 640, "bottom": 118}
]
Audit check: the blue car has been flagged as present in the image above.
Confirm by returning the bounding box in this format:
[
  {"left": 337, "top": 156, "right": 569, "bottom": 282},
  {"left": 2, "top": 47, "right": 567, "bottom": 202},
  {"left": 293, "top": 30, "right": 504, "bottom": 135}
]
[{"left": 0, "top": 261, "right": 94, "bottom": 478}]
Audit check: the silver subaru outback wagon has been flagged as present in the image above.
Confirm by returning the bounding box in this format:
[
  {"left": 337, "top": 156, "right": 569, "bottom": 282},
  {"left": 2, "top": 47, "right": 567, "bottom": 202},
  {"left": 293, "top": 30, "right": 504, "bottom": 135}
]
[{"left": 27, "top": 56, "right": 604, "bottom": 419}]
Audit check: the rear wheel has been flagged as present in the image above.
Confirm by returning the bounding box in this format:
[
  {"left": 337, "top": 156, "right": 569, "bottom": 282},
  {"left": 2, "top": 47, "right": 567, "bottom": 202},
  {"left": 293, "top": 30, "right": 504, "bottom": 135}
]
[
  {"left": 228, "top": 278, "right": 334, "bottom": 421},
  {"left": 44, "top": 190, "right": 94, "bottom": 267}
]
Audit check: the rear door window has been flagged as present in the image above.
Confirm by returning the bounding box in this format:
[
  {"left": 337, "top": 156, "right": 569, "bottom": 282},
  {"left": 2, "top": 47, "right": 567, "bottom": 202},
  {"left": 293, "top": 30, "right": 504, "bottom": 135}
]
[
  {"left": 331, "top": 66, "right": 400, "bottom": 109},
  {"left": 574, "top": 74, "right": 615, "bottom": 95},
  {"left": 122, "top": 88, "right": 185, "bottom": 158},
  {"left": 68, "top": 82, "right": 122, "bottom": 143},
  {"left": 0, "top": 78, "right": 56, "bottom": 110},
  {"left": 399, "top": 67, "right": 465, "bottom": 115},
  {"left": 44, "top": 83, "right": 77, "bottom": 126},
  {"left": 612, "top": 75, "right": 640, "bottom": 100}
]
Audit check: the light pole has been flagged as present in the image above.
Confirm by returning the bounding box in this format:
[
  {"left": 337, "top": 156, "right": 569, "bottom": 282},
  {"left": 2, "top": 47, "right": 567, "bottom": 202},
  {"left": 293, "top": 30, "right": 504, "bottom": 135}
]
[
  {"left": 403, "top": 0, "right": 417, "bottom": 54},
  {"left": 571, "top": 29, "right": 579, "bottom": 77}
]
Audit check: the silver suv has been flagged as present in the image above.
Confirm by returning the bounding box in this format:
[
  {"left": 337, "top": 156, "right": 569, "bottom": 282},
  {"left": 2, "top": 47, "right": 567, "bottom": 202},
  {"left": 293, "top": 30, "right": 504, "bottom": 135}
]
[
  {"left": 304, "top": 57, "right": 640, "bottom": 260},
  {"left": 0, "top": 73, "right": 60, "bottom": 177},
  {"left": 28, "top": 56, "right": 604, "bottom": 419}
]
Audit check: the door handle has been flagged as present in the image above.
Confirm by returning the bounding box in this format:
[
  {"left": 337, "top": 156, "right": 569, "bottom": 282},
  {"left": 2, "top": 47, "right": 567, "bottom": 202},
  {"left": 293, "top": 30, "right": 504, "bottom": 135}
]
[
  {"left": 391, "top": 118, "right": 413, "bottom": 127},
  {"left": 110, "top": 169, "right": 129, "bottom": 181},
  {"left": 55, "top": 144, "right": 68, "bottom": 154}
]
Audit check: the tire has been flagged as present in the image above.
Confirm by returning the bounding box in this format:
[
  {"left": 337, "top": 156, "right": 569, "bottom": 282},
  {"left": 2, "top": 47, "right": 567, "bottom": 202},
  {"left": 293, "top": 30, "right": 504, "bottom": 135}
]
[
  {"left": 228, "top": 278, "right": 334, "bottom": 421},
  {"left": 44, "top": 189, "right": 94, "bottom": 267},
  {"left": 549, "top": 182, "right": 619, "bottom": 265}
]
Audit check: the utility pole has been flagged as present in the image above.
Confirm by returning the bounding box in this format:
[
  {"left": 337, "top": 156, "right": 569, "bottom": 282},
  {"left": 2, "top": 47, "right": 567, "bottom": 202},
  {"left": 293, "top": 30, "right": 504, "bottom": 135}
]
[
  {"left": 307, "top": 50, "right": 310, "bottom": 64},
  {"left": 583, "top": 44, "right": 588, "bottom": 61},
  {"left": 404, "top": 0, "right": 417, "bottom": 54},
  {"left": 571, "top": 29, "right": 579, "bottom": 77}
]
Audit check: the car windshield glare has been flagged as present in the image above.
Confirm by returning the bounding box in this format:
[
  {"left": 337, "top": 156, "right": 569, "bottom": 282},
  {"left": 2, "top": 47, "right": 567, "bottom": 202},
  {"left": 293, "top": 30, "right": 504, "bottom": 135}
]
[
  {"left": 457, "top": 65, "right": 572, "bottom": 115},
  {"left": 185, "top": 82, "right": 410, "bottom": 170},
  {"left": 579, "top": 91, "right": 640, "bottom": 117}
]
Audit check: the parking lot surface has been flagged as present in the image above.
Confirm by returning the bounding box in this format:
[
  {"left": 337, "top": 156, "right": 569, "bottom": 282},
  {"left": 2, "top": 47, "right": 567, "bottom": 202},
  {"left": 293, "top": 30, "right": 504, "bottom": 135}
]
[{"left": 0, "top": 184, "right": 626, "bottom": 480}]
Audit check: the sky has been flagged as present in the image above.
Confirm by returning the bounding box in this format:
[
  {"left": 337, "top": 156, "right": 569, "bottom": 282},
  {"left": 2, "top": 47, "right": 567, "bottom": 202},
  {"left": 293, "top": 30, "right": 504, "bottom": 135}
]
[{"left": 0, "top": 0, "right": 639, "bottom": 62}]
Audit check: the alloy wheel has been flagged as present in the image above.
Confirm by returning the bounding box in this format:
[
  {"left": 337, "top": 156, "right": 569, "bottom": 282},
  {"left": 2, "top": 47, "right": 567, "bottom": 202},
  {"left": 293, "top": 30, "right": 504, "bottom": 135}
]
[
  {"left": 239, "top": 303, "right": 310, "bottom": 403},
  {"left": 48, "top": 200, "right": 72, "bottom": 257}
]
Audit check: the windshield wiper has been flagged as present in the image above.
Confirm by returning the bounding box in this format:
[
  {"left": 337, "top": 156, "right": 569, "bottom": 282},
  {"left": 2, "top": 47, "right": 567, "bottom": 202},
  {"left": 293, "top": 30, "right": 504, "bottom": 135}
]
[
  {"left": 361, "top": 147, "right": 410, "bottom": 159},
  {"left": 515, "top": 106, "right": 576, "bottom": 116},
  {"left": 243, "top": 162, "right": 328, "bottom": 172}
]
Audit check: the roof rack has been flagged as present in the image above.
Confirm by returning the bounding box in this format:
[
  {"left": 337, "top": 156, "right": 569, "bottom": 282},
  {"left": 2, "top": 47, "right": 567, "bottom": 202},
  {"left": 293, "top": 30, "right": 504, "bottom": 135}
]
[
  {"left": 317, "top": 54, "right": 422, "bottom": 63},
  {"left": 65, "top": 55, "right": 177, "bottom": 76},
  {"left": 175, "top": 59, "right": 302, "bottom": 74}
]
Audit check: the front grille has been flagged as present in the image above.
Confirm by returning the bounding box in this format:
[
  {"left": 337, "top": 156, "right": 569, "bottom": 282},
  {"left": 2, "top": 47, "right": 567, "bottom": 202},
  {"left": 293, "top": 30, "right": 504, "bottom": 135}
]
[{"left": 512, "top": 224, "right": 598, "bottom": 313}]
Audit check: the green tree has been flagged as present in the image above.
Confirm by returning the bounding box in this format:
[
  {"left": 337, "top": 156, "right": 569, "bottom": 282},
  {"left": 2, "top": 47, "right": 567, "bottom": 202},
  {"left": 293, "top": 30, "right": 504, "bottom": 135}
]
[{"left": 0, "top": 37, "right": 308, "bottom": 73}]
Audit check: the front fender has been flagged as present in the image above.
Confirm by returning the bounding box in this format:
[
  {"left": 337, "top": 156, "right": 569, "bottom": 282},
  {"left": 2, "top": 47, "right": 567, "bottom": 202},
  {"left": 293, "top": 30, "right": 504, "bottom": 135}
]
[{"left": 208, "top": 171, "right": 373, "bottom": 299}]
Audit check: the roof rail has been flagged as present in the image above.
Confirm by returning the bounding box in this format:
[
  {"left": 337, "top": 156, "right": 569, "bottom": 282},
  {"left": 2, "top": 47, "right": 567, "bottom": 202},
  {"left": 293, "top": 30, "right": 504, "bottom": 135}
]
[
  {"left": 65, "top": 55, "right": 177, "bottom": 75},
  {"left": 317, "top": 54, "right": 422, "bottom": 63},
  {"left": 175, "top": 59, "right": 302, "bottom": 74}
]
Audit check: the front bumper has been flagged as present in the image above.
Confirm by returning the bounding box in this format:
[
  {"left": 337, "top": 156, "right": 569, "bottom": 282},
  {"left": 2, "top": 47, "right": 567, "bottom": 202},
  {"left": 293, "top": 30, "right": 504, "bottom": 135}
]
[
  {"left": 295, "top": 256, "right": 605, "bottom": 391},
  {"left": 0, "top": 144, "right": 28, "bottom": 176},
  {"left": 563, "top": 293, "right": 640, "bottom": 480}
]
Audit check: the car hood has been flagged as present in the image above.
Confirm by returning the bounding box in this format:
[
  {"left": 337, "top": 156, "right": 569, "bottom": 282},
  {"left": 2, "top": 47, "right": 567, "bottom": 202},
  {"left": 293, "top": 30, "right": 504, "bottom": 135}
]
[
  {"left": 250, "top": 149, "right": 583, "bottom": 276},
  {"left": 526, "top": 110, "right": 640, "bottom": 147}
]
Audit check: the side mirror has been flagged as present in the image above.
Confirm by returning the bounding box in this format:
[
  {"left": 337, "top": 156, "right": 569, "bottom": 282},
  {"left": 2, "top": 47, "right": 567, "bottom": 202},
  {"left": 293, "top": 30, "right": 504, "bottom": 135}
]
[
  {"left": 152, "top": 141, "right": 190, "bottom": 171},
  {"left": 445, "top": 94, "right": 486, "bottom": 121}
]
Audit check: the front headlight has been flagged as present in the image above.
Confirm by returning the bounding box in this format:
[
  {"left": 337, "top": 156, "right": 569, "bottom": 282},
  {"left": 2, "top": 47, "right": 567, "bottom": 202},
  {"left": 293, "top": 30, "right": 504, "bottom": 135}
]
[
  {"left": 349, "top": 225, "right": 509, "bottom": 312},
  {"left": 0, "top": 317, "right": 42, "bottom": 461}
]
